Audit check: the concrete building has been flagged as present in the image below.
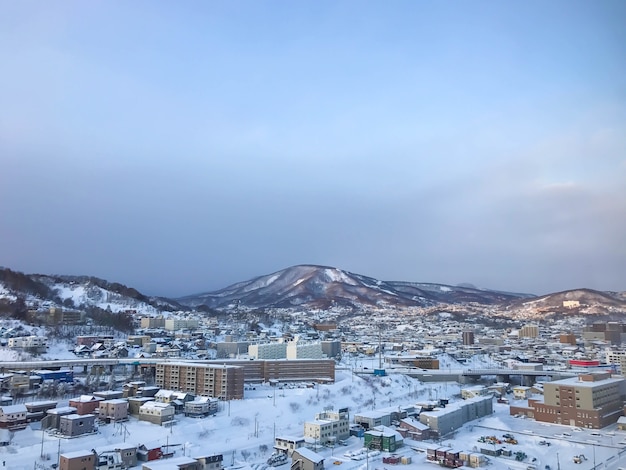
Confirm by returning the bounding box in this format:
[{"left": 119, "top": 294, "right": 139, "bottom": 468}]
[
  {"left": 60, "top": 450, "right": 96, "bottom": 470},
  {"left": 99, "top": 399, "right": 128, "bottom": 422},
  {"left": 510, "top": 372, "right": 626, "bottom": 428},
  {"left": 286, "top": 341, "right": 326, "bottom": 360},
  {"left": 248, "top": 342, "right": 287, "bottom": 360},
  {"left": 46, "top": 406, "right": 78, "bottom": 430},
  {"left": 462, "top": 331, "right": 475, "bottom": 346},
  {"left": 303, "top": 408, "right": 350, "bottom": 445},
  {"left": 419, "top": 396, "right": 493, "bottom": 438},
  {"left": 519, "top": 325, "right": 539, "bottom": 338},
  {"left": 354, "top": 410, "right": 392, "bottom": 430},
  {"left": 140, "top": 317, "right": 165, "bottom": 329},
  {"left": 8, "top": 335, "right": 48, "bottom": 351},
  {"left": 138, "top": 401, "right": 175, "bottom": 426},
  {"left": 274, "top": 436, "right": 305, "bottom": 457},
  {"left": 69, "top": 396, "right": 104, "bottom": 416},
  {"left": 320, "top": 341, "right": 340, "bottom": 359},
  {"left": 156, "top": 363, "right": 244, "bottom": 400},
  {"left": 59, "top": 413, "right": 96, "bottom": 437},
  {"left": 164, "top": 318, "right": 199, "bottom": 331},
  {"left": 128, "top": 397, "right": 154, "bottom": 416}
]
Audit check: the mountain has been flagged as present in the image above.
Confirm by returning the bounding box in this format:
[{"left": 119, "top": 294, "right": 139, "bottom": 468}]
[
  {"left": 177, "top": 264, "right": 534, "bottom": 310},
  {"left": 0, "top": 267, "right": 185, "bottom": 315},
  {"left": 506, "top": 288, "right": 626, "bottom": 319}
]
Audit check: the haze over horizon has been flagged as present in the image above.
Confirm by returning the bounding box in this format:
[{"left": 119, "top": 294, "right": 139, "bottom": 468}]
[{"left": 1, "top": 1, "right": 625, "bottom": 298}]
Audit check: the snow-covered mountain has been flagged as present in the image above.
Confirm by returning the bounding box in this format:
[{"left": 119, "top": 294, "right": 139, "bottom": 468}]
[
  {"left": 177, "top": 264, "right": 534, "bottom": 310},
  {"left": 0, "top": 268, "right": 186, "bottom": 315}
]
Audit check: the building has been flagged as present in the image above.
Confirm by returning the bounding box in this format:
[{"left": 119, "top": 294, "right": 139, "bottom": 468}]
[
  {"left": 46, "top": 406, "right": 78, "bottom": 430},
  {"left": 274, "top": 436, "right": 305, "bottom": 457},
  {"left": 59, "top": 413, "right": 96, "bottom": 437},
  {"left": 184, "top": 396, "right": 218, "bottom": 418},
  {"left": 291, "top": 448, "right": 324, "bottom": 470},
  {"left": 60, "top": 450, "right": 96, "bottom": 470},
  {"left": 69, "top": 396, "right": 104, "bottom": 415},
  {"left": 320, "top": 341, "right": 341, "bottom": 359},
  {"left": 419, "top": 396, "right": 493, "bottom": 438},
  {"left": 164, "top": 318, "right": 199, "bottom": 331},
  {"left": 7, "top": 335, "right": 48, "bottom": 351},
  {"left": 354, "top": 410, "right": 392, "bottom": 430},
  {"left": 24, "top": 400, "right": 58, "bottom": 422},
  {"left": 364, "top": 426, "right": 403, "bottom": 452},
  {"left": 397, "top": 417, "right": 431, "bottom": 441},
  {"left": 248, "top": 342, "right": 287, "bottom": 360},
  {"left": 519, "top": 325, "right": 539, "bottom": 338},
  {"left": 138, "top": 401, "right": 175, "bottom": 426},
  {"left": 140, "top": 317, "right": 165, "bottom": 329},
  {"left": 462, "top": 331, "right": 475, "bottom": 346},
  {"left": 509, "top": 372, "right": 626, "bottom": 428},
  {"left": 99, "top": 399, "right": 129, "bottom": 422},
  {"left": 156, "top": 363, "right": 244, "bottom": 400},
  {"left": 512, "top": 386, "right": 532, "bottom": 400},
  {"left": 0, "top": 404, "right": 27, "bottom": 430},
  {"left": 141, "top": 456, "right": 199, "bottom": 470},
  {"left": 286, "top": 341, "right": 326, "bottom": 360},
  {"left": 194, "top": 454, "right": 223, "bottom": 470},
  {"left": 303, "top": 408, "right": 350, "bottom": 445},
  {"left": 560, "top": 333, "right": 577, "bottom": 345},
  {"left": 128, "top": 397, "right": 154, "bottom": 416}
]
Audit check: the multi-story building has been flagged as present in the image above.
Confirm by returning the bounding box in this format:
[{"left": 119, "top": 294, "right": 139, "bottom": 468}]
[
  {"left": 156, "top": 363, "right": 244, "bottom": 400},
  {"left": 287, "top": 341, "right": 326, "bottom": 360},
  {"left": 140, "top": 316, "right": 165, "bottom": 329},
  {"left": 303, "top": 408, "right": 350, "bottom": 445},
  {"left": 164, "top": 318, "right": 199, "bottom": 331},
  {"left": 519, "top": 325, "right": 539, "bottom": 338},
  {"left": 510, "top": 372, "right": 626, "bottom": 428},
  {"left": 0, "top": 404, "right": 27, "bottom": 430},
  {"left": 184, "top": 396, "right": 218, "bottom": 418},
  {"left": 138, "top": 401, "right": 175, "bottom": 426},
  {"left": 99, "top": 399, "right": 128, "bottom": 422},
  {"left": 419, "top": 396, "right": 493, "bottom": 438},
  {"left": 462, "top": 331, "right": 475, "bottom": 346},
  {"left": 248, "top": 342, "right": 287, "bottom": 360}
]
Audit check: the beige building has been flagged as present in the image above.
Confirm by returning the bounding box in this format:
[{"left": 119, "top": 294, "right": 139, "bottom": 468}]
[
  {"left": 156, "top": 363, "right": 244, "bottom": 400},
  {"left": 304, "top": 409, "right": 350, "bottom": 445},
  {"left": 291, "top": 448, "right": 324, "bottom": 470},
  {"left": 138, "top": 401, "right": 175, "bottom": 426},
  {"left": 248, "top": 342, "right": 287, "bottom": 360},
  {"left": 99, "top": 399, "right": 128, "bottom": 422},
  {"left": 60, "top": 450, "right": 96, "bottom": 470},
  {"left": 519, "top": 324, "right": 539, "bottom": 338},
  {"left": 510, "top": 372, "right": 626, "bottom": 428}
]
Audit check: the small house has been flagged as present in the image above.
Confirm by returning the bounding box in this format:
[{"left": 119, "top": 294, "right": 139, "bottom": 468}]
[
  {"left": 59, "top": 413, "right": 96, "bottom": 437},
  {"left": 60, "top": 450, "right": 96, "bottom": 470},
  {"left": 291, "top": 448, "right": 324, "bottom": 470}
]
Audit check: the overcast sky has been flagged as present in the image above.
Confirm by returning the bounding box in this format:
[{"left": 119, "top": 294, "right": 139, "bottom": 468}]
[{"left": 1, "top": 1, "right": 625, "bottom": 298}]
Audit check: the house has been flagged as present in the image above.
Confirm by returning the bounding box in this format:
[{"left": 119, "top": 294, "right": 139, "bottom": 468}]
[
  {"left": 99, "top": 399, "right": 128, "bottom": 422},
  {"left": 274, "top": 436, "right": 305, "bottom": 457},
  {"left": 0, "top": 404, "right": 27, "bottom": 430},
  {"left": 59, "top": 413, "right": 96, "bottom": 437},
  {"left": 127, "top": 397, "right": 154, "bottom": 416},
  {"left": 46, "top": 406, "right": 78, "bottom": 430},
  {"left": 24, "top": 400, "right": 58, "bottom": 422},
  {"left": 291, "top": 448, "right": 324, "bottom": 470},
  {"left": 60, "top": 450, "right": 96, "bottom": 470},
  {"left": 617, "top": 416, "right": 626, "bottom": 431},
  {"left": 512, "top": 386, "right": 532, "bottom": 400},
  {"left": 138, "top": 401, "right": 175, "bottom": 426},
  {"left": 194, "top": 454, "right": 223, "bottom": 470},
  {"left": 141, "top": 456, "right": 199, "bottom": 470},
  {"left": 353, "top": 410, "right": 392, "bottom": 430},
  {"left": 94, "top": 445, "right": 137, "bottom": 469},
  {"left": 137, "top": 444, "right": 163, "bottom": 462},
  {"left": 184, "top": 396, "right": 218, "bottom": 418},
  {"left": 397, "top": 417, "right": 431, "bottom": 441},
  {"left": 69, "top": 396, "right": 104, "bottom": 415}
]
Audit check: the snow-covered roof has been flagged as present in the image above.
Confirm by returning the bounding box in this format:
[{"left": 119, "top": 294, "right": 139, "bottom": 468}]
[{"left": 293, "top": 447, "right": 324, "bottom": 463}]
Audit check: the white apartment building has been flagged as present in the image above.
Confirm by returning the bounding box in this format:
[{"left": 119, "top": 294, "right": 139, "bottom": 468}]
[
  {"left": 248, "top": 342, "right": 287, "bottom": 360},
  {"left": 8, "top": 336, "right": 48, "bottom": 349},
  {"left": 287, "top": 341, "right": 326, "bottom": 360},
  {"left": 164, "top": 318, "right": 199, "bottom": 331},
  {"left": 304, "top": 409, "right": 350, "bottom": 445},
  {"left": 606, "top": 349, "right": 626, "bottom": 366}
]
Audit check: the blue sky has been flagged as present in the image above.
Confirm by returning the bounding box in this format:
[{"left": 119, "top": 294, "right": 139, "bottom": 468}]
[{"left": 1, "top": 1, "right": 625, "bottom": 297}]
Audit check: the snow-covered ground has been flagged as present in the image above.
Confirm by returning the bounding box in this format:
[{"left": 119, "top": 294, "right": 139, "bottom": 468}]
[{"left": 1, "top": 361, "right": 625, "bottom": 470}]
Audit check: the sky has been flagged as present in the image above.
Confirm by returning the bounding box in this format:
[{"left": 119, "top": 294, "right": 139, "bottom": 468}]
[{"left": 1, "top": 1, "right": 625, "bottom": 298}]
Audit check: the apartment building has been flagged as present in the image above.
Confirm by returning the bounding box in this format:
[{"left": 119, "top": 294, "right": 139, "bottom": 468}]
[
  {"left": 286, "top": 341, "right": 326, "bottom": 360},
  {"left": 304, "top": 408, "right": 350, "bottom": 445},
  {"left": 510, "top": 372, "right": 626, "bottom": 428},
  {"left": 419, "top": 396, "right": 493, "bottom": 438},
  {"left": 248, "top": 342, "right": 287, "bottom": 360},
  {"left": 7, "top": 335, "right": 48, "bottom": 350},
  {"left": 519, "top": 325, "right": 539, "bottom": 338},
  {"left": 156, "top": 363, "right": 244, "bottom": 400}
]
